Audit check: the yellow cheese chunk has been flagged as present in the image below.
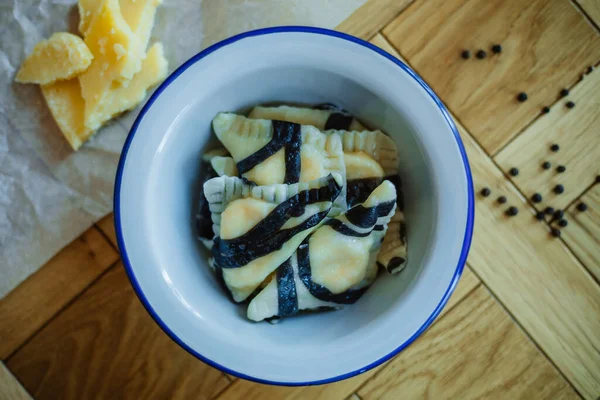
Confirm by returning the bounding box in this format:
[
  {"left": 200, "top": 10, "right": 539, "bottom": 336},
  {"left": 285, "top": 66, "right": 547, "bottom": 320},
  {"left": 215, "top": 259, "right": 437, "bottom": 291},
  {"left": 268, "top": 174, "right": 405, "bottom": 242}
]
[
  {"left": 79, "top": 0, "right": 161, "bottom": 52},
  {"left": 41, "top": 79, "right": 92, "bottom": 151},
  {"left": 79, "top": 0, "right": 144, "bottom": 130},
  {"left": 15, "top": 33, "right": 93, "bottom": 85}
]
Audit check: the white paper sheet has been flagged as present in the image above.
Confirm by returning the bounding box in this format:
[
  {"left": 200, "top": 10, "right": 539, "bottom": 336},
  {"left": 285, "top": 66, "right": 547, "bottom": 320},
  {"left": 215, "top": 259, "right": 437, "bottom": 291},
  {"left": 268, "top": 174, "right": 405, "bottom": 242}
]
[{"left": 0, "top": 0, "right": 365, "bottom": 298}]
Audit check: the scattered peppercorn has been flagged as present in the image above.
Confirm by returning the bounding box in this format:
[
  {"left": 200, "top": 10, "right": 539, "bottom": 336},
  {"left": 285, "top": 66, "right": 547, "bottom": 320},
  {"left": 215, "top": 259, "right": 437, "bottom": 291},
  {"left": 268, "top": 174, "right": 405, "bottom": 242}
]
[
  {"left": 541, "top": 106, "right": 550, "bottom": 114},
  {"left": 517, "top": 92, "right": 528, "bottom": 102},
  {"left": 480, "top": 187, "right": 491, "bottom": 197},
  {"left": 560, "top": 88, "right": 569, "bottom": 97},
  {"left": 545, "top": 206, "right": 555, "bottom": 215},
  {"left": 509, "top": 167, "right": 519, "bottom": 176},
  {"left": 587, "top": 66, "right": 594, "bottom": 74},
  {"left": 558, "top": 219, "right": 568, "bottom": 227},
  {"left": 554, "top": 209, "right": 564, "bottom": 220},
  {"left": 461, "top": 50, "right": 471, "bottom": 59},
  {"left": 554, "top": 184, "right": 564, "bottom": 194},
  {"left": 506, "top": 206, "right": 519, "bottom": 216},
  {"left": 551, "top": 228, "right": 561, "bottom": 238},
  {"left": 566, "top": 101, "right": 575, "bottom": 109},
  {"left": 535, "top": 211, "right": 546, "bottom": 221},
  {"left": 531, "top": 193, "right": 542, "bottom": 203},
  {"left": 576, "top": 202, "right": 588, "bottom": 212},
  {"left": 542, "top": 161, "right": 551, "bottom": 169},
  {"left": 491, "top": 44, "right": 502, "bottom": 54},
  {"left": 550, "top": 144, "right": 560, "bottom": 152},
  {"left": 556, "top": 165, "right": 566, "bottom": 173},
  {"left": 476, "top": 50, "right": 487, "bottom": 59},
  {"left": 596, "top": 175, "right": 600, "bottom": 183},
  {"left": 497, "top": 196, "right": 507, "bottom": 204}
]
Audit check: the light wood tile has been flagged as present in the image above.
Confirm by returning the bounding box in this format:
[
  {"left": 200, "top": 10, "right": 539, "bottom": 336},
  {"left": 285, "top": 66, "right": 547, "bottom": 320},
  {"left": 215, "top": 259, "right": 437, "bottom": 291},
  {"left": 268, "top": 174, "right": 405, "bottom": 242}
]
[
  {"left": 357, "top": 286, "right": 578, "bottom": 400},
  {"left": 336, "top": 0, "right": 415, "bottom": 40},
  {"left": 495, "top": 67, "right": 600, "bottom": 211},
  {"left": 0, "top": 227, "right": 118, "bottom": 360},
  {"left": 561, "top": 185, "right": 600, "bottom": 282},
  {"left": 457, "top": 120, "right": 600, "bottom": 398},
  {"left": 0, "top": 363, "right": 32, "bottom": 400},
  {"left": 577, "top": 0, "right": 600, "bottom": 29},
  {"left": 383, "top": 0, "right": 600, "bottom": 154},
  {"left": 6, "top": 264, "right": 230, "bottom": 400},
  {"left": 370, "top": 33, "right": 406, "bottom": 62},
  {"left": 96, "top": 213, "right": 118, "bottom": 248}
]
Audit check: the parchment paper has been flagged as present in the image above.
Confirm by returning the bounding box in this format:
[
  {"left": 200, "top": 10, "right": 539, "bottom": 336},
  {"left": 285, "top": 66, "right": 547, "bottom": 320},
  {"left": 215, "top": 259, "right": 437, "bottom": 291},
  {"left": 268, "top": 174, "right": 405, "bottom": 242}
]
[{"left": 0, "top": 0, "right": 365, "bottom": 298}]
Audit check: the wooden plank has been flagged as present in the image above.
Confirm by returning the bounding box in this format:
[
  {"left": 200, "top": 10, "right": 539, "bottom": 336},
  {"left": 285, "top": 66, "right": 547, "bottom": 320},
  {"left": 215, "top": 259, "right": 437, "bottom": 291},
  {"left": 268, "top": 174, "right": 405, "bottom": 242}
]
[
  {"left": 357, "top": 286, "right": 578, "bottom": 400},
  {"left": 576, "top": 0, "right": 600, "bottom": 29},
  {"left": 0, "top": 227, "right": 118, "bottom": 360},
  {"left": 214, "top": 268, "right": 480, "bottom": 400},
  {"left": 455, "top": 120, "right": 600, "bottom": 399},
  {"left": 96, "top": 213, "right": 118, "bottom": 248},
  {"left": 382, "top": 0, "right": 600, "bottom": 154},
  {"left": 0, "top": 363, "right": 32, "bottom": 400},
  {"left": 561, "top": 185, "right": 600, "bottom": 282},
  {"left": 336, "top": 0, "right": 415, "bottom": 40},
  {"left": 495, "top": 67, "right": 600, "bottom": 211},
  {"left": 369, "top": 33, "right": 406, "bottom": 62},
  {"left": 6, "top": 264, "right": 230, "bottom": 400}
]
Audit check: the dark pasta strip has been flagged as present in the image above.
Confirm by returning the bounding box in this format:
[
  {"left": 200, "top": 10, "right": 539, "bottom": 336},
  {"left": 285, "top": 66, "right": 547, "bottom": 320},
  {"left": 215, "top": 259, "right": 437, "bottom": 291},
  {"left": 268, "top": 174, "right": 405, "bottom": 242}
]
[
  {"left": 346, "top": 177, "right": 384, "bottom": 208},
  {"left": 325, "top": 113, "right": 353, "bottom": 130},
  {"left": 276, "top": 259, "right": 299, "bottom": 317},
  {"left": 196, "top": 161, "right": 218, "bottom": 241},
  {"left": 297, "top": 238, "right": 368, "bottom": 304},
  {"left": 345, "top": 200, "right": 396, "bottom": 228},
  {"left": 325, "top": 219, "right": 372, "bottom": 237}
]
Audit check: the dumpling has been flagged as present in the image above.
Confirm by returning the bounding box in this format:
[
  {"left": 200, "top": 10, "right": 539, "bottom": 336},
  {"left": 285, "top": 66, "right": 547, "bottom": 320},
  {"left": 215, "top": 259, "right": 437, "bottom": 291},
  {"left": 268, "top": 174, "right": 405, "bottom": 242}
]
[
  {"left": 204, "top": 173, "right": 344, "bottom": 302},
  {"left": 376, "top": 176, "right": 408, "bottom": 274},
  {"left": 247, "top": 180, "right": 397, "bottom": 321},
  {"left": 248, "top": 104, "right": 366, "bottom": 131},
  {"left": 210, "top": 156, "right": 238, "bottom": 177},
  {"left": 212, "top": 113, "right": 346, "bottom": 197}
]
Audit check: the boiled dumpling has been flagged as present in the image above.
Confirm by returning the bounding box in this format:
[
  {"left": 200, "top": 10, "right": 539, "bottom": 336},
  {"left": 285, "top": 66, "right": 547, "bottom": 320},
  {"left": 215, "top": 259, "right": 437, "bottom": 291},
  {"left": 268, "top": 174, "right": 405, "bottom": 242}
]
[
  {"left": 247, "top": 180, "right": 397, "bottom": 321},
  {"left": 210, "top": 156, "right": 238, "bottom": 177},
  {"left": 248, "top": 104, "right": 366, "bottom": 131},
  {"left": 204, "top": 173, "right": 344, "bottom": 302}
]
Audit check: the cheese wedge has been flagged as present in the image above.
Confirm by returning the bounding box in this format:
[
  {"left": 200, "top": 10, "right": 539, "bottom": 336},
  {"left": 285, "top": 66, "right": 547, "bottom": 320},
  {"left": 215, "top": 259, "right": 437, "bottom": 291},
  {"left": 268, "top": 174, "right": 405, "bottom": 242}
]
[
  {"left": 41, "top": 79, "right": 91, "bottom": 150},
  {"left": 79, "top": 0, "right": 144, "bottom": 130},
  {"left": 15, "top": 32, "right": 93, "bottom": 85},
  {"left": 79, "top": 0, "right": 161, "bottom": 52}
]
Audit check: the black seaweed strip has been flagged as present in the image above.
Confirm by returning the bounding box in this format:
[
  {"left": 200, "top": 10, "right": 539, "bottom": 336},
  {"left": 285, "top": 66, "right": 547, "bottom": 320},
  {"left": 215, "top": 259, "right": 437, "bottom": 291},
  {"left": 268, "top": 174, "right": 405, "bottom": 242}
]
[
  {"left": 325, "top": 219, "right": 373, "bottom": 237},
  {"left": 196, "top": 161, "right": 218, "bottom": 240},
  {"left": 276, "top": 258, "right": 298, "bottom": 317},
  {"left": 281, "top": 121, "right": 302, "bottom": 184},
  {"left": 213, "top": 175, "right": 342, "bottom": 268},
  {"left": 345, "top": 200, "right": 396, "bottom": 228},
  {"left": 297, "top": 238, "right": 368, "bottom": 304},
  {"left": 346, "top": 177, "right": 384, "bottom": 208},
  {"left": 325, "top": 113, "right": 353, "bottom": 130},
  {"left": 387, "top": 174, "right": 404, "bottom": 211}
]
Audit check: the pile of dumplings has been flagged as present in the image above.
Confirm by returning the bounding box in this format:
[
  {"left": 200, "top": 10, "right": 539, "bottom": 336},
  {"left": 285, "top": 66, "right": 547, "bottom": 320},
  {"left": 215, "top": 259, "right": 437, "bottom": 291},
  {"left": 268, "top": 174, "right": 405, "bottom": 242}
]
[{"left": 196, "top": 105, "right": 408, "bottom": 322}]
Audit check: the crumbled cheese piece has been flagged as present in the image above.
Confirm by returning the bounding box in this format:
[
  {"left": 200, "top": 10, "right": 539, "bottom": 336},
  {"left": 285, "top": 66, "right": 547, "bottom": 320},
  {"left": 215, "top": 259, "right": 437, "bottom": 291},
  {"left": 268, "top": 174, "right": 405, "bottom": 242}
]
[{"left": 15, "top": 33, "right": 93, "bottom": 85}]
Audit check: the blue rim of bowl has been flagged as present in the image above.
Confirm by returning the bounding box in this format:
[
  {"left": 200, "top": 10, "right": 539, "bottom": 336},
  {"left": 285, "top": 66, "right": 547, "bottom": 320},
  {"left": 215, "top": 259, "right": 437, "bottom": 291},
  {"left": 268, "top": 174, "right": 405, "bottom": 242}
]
[{"left": 115, "top": 26, "right": 474, "bottom": 386}]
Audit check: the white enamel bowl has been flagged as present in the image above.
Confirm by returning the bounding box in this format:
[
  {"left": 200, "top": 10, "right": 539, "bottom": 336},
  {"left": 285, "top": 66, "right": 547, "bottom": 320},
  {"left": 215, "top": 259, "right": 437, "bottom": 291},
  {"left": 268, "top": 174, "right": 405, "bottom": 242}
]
[{"left": 115, "top": 27, "right": 474, "bottom": 385}]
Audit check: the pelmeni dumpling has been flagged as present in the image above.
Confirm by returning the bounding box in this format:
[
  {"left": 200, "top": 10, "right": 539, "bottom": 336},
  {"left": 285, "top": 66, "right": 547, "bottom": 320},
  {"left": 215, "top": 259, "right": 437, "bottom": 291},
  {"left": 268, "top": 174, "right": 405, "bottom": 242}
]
[
  {"left": 247, "top": 180, "right": 397, "bottom": 321},
  {"left": 204, "top": 173, "right": 344, "bottom": 302},
  {"left": 249, "top": 104, "right": 366, "bottom": 131}
]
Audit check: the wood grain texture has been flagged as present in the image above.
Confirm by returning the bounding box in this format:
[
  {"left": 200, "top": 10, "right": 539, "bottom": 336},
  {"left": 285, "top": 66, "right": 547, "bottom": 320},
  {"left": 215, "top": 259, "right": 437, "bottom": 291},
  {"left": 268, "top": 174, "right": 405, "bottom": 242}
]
[
  {"left": 576, "top": 0, "right": 600, "bottom": 29},
  {"left": 357, "top": 286, "right": 578, "bottom": 400},
  {"left": 6, "top": 264, "right": 230, "bottom": 400},
  {"left": 370, "top": 33, "right": 406, "bottom": 61},
  {"left": 0, "top": 363, "right": 32, "bottom": 400},
  {"left": 561, "top": 185, "right": 600, "bottom": 282},
  {"left": 495, "top": 67, "right": 600, "bottom": 211},
  {"left": 0, "top": 227, "right": 118, "bottom": 360},
  {"left": 336, "top": 0, "right": 415, "bottom": 40},
  {"left": 214, "top": 268, "right": 480, "bottom": 400},
  {"left": 383, "top": 0, "right": 600, "bottom": 154},
  {"left": 457, "top": 120, "right": 600, "bottom": 399},
  {"left": 95, "top": 213, "right": 118, "bottom": 248}
]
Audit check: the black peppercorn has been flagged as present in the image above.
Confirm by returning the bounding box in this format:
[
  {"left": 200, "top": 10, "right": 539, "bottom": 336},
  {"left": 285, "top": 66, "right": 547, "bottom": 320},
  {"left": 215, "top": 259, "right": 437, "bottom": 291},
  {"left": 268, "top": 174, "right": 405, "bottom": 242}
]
[
  {"left": 531, "top": 193, "right": 542, "bottom": 203},
  {"left": 545, "top": 206, "right": 555, "bottom": 215},
  {"left": 554, "top": 184, "right": 564, "bottom": 194},
  {"left": 517, "top": 92, "right": 528, "bottom": 102},
  {"left": 481, "top": 187, "right": 491, "bottom": 197},
  {"left": 556, "top": 165, "right": 566, "bottom": 173},
  {"left": 558, "top": 219, "right": 568, "bottom": 227},
  {"left": 491, "top": 44, "right": 502, "bottom": 54},
  {"left": 587, "top": 66, "right": 594, "bottom": 74},
  {"left": 542, "top": 161, "right": 551, "bottom": 169},
  {"left": 535, "top": 211, "right": 545, "bottom": 221},
  {"left": 560, "top": 88, "right": 569, "bottom": 97},
  {"left": 551, "top": 228, "right": 561, "bottom": 238},
  {"left": 506, "top": 206, "right": 519, "bottom": 216},
  {"left": 595, "top": 175, "right": 600, "bottom": 183},
  {"left": 541, "top": 106, "right": 550, "bottom": 114},
  {"left": 476, "top": 50, "right": 487, "bottom": 59},
  {"left": 566, "top": 101, "right": 575, "bottom": 109},
  {"left": 576, "top": 202, "right": 588, "bottom": 212},
  {"left": 461, "top": 50, "right": 471, "bottom": 59},
  {"left": 497, "top": 196, "right": 507, "bottom": 204},
  {"left": 550, "top": 144, "right": 560, "bottom": 152},
  {"left": 509, "top": 167, "right": 519, "bottom": 176},
  {"left": 554, "top": 209, "right": 564, "bottom": 220}
]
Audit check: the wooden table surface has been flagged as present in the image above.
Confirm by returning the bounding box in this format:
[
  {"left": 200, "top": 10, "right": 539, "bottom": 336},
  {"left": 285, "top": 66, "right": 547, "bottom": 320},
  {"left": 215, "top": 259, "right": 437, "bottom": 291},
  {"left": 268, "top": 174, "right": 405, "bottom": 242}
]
[{"left": 1, "top": 0, "right": 599, "bottom": 399}]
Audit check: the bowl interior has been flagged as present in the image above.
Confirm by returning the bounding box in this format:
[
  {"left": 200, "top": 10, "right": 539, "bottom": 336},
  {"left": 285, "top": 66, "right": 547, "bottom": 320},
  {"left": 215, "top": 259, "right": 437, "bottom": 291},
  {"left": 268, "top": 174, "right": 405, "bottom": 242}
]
[{"left": 117, "top": 28, "right": 471, "bottom": 384}]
